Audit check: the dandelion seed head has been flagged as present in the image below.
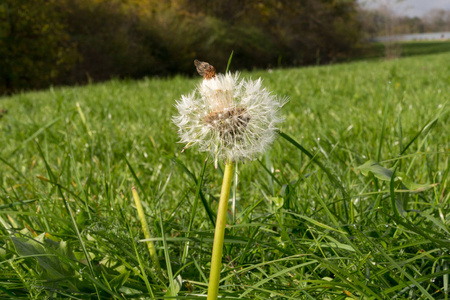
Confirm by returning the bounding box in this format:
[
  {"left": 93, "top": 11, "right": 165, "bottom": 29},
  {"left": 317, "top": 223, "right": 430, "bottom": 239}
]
[{"left": 173, "top": 69, "right": 286, "bottom": 165}]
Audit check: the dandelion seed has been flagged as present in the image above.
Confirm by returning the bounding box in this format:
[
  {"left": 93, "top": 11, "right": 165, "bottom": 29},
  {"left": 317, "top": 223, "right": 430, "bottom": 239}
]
[{"left": 173, "top": 61, "right": 286, "bottom": 167}]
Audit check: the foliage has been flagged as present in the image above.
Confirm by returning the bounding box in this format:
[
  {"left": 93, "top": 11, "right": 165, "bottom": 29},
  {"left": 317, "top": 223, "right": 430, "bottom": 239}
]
[
  {"left": 0, "top": 0, "right": 79, "bottom": 94},
  {"left": 422, "top": 9, "right": 450, "bottom": 32},
  {"left": 1, "top": 0, "right": 362, "bottom": 94},
  {"left": 0, "top": 51, "right": 449, "bottom": 298}
]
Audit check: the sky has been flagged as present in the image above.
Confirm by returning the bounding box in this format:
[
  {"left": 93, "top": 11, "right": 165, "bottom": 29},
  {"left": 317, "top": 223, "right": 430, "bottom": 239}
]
[{"left": 360, "top": 0, "right": 450, "bottom": 17}]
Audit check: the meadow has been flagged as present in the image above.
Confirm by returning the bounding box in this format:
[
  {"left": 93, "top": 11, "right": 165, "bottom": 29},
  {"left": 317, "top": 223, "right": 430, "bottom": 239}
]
[{"left": 0, "top": 51, "right": 449, "bottom": 299}]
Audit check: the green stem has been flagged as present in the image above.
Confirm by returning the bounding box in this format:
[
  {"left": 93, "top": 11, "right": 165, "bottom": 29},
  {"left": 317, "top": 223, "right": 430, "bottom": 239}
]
[
  {"left": 207, "top": 160, "right": 234, "bottom": 300},
  {"left": 131, "top": 187, "right": 163, "bottom": 280}
]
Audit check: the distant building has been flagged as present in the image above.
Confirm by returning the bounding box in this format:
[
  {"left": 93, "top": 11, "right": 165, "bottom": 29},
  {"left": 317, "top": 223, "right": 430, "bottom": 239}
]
[{"left": 371, "top": 32, "right": 450, "bottom": 42}]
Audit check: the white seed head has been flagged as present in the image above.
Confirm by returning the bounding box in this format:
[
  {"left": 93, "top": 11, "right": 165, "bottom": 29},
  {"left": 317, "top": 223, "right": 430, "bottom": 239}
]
[{"left": 173, "top": 72, "right": 287, "bottom": 165}]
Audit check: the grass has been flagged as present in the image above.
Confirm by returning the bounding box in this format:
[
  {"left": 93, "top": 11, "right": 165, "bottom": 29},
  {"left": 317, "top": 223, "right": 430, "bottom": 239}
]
[
  {"left": 356, "top": 41, "right": 450, "bottom": 61},
  {"left": 400, "top": 41, "right": 450, "bottom": 57},
  {"left": 0, "top": 51, "right": 449, "bottom": 299}
]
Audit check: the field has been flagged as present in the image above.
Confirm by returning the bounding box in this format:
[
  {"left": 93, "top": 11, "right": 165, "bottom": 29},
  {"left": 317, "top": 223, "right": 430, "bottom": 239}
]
[
  {"left": 0, "top": 51, "right": 449, "bottom": 299},
  {"left": 358, "top": 41, "right": 450, "bottom": 60}
]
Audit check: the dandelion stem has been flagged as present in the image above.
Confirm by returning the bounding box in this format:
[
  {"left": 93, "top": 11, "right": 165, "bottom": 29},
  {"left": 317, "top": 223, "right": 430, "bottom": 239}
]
[
  {"left": 131, "top": 187, "right": 163, "bottom": 280},
  {"left": 207, "top": 160, "right": 234, "bottom": 300}
]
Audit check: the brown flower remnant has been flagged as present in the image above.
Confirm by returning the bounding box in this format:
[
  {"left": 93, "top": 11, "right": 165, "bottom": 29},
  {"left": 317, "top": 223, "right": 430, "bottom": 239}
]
[{"left": 194, "top": 59, "right": 216, "bottom": 80}]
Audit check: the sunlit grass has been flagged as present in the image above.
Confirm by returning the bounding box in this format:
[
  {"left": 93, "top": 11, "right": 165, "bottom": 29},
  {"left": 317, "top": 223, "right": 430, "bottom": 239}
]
[{"left": 0, "top": 52, "right": 449, "bottom": 299}]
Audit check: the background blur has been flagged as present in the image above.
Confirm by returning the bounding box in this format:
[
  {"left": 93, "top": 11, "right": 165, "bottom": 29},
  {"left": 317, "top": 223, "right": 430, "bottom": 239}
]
[{"left": 1, "top": 0, "right": 449, "bottom": 95}]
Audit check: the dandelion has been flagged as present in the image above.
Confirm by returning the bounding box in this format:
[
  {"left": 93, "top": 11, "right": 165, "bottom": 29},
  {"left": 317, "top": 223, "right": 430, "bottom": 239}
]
[
  {"left": 173, "top": 60, "right": 286, "bottom": 168},
  {"left": 173, "top": 60, "right": 286, "bottom": 300}
]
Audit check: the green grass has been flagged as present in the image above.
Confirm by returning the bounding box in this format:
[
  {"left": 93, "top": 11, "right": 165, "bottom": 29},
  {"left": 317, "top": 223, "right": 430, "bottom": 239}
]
[
  {"left": 356, "top": 41, "right": 450, "bottom": 61},
  {"left": 401, "top": 41, "right": 450, "bottom": 57},
  {"left": 0, "top": 52, "right": 449, "bottom": 299}
]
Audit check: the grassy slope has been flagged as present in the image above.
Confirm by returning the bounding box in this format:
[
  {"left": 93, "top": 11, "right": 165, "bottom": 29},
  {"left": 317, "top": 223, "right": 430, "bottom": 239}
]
[
  {"left": 358, "top": 41, "right": 450, "bottom": 61},
  {"left": 0, "top": 52, "right": 449, "bottom": 299}
]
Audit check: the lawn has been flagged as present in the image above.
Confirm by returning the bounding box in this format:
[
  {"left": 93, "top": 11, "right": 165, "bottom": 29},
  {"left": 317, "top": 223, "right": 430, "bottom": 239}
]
[{"left": 0, "top": 51, "right": 449, "bottom": 299}]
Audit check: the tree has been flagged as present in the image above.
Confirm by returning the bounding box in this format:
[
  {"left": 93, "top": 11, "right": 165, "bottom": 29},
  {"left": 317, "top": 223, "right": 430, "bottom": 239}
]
[{"left": 0, "top": 0, "right": 78, "bottom": 94}]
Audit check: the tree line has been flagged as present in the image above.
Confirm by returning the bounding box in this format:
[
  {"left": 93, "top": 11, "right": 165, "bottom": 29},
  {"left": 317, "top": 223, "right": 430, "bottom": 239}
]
[
  {"left": 1, "top": 0, "right": 365, "bottom": 94},
  {"left": 359, "top": 6, "right": 450, "bottom": 38},
  {"left": 4, "top": 1, "right": 448, "bottom": 95}
]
